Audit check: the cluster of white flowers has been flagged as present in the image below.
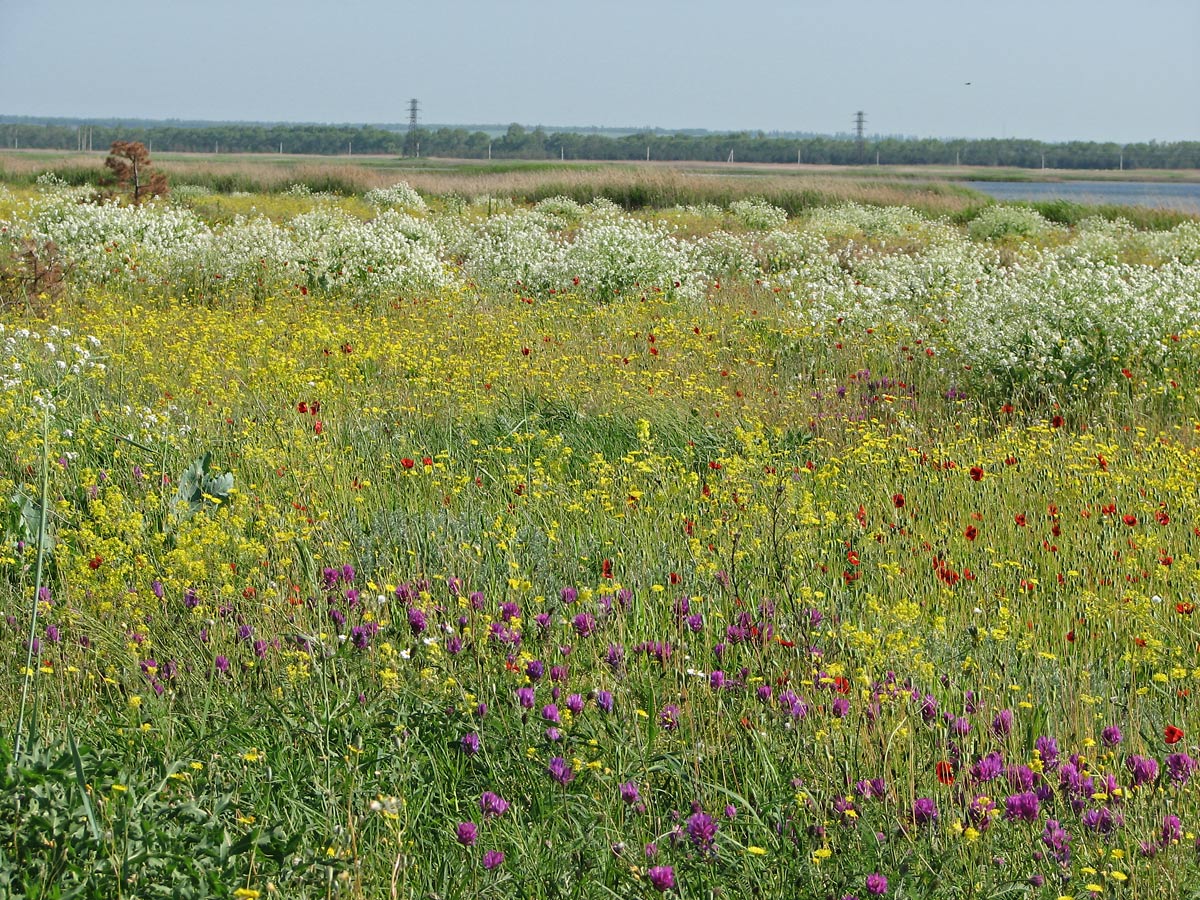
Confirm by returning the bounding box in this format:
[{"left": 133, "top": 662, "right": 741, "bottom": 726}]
[
  {"left": 729, "top": 198, "right": 788, "bottom": 230},
  {"left": 0, "top": 323, "right": 104, "bottom": 396},
  {"left": 362, "top": 181, "right": 428, "bottom": 212},
  {"left": 967, "top": 204, "right": 1061, "bottom": 241},
  {"left": 3, "top": 182, "right": 1198, "bottom": 398}
]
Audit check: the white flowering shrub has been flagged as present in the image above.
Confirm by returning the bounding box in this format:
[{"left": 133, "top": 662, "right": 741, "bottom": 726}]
[
  {"left": 967, "top": 204, "right": 1057, "bottom": 241},
  {"left": 804, "top": 202, "right": 928, "bottom": 238},
  {"left": 559, "top": 219, "right": 701, "bottom": 299},
  {"left": 533, "top": 196, "right": 585, "bottom": 225},
  {"left": 363, "top": 181, "right": 428, "bottom": 212},
  {"left": 692, "top": 230, "right": 758, "bottom": 278},
  {"left": 729, "top": 198, "right": 788, "bottom": 230}
]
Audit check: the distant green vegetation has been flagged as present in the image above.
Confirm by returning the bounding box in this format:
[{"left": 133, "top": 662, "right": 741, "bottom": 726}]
[{"left": 4, "top": 117, "right": 1200, "bottom": 169}]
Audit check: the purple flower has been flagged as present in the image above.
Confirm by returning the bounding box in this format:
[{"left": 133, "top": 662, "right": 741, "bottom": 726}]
[
  {"left": 573, "top": 612, "right": 596, "bottom": 637},
  {"left": 1041, "top": 819, "right": 1071, "bottom": 863},
  {"left": 991, "top": 708, "right": 1013, "bottom": 737},
  {"left": 1127, "top": 754, "right": 1159, "bottom": 787},
  {"left": 542, "top": 704, "right": 561, "bottom": 724},
  {"left": 1035, "top": 736, "right": 1059, "bottom": 770},
  {"left": 866, "top": 873, "right": 888, "bottom": 895},
  {"left": 1004, "top": 791, "right": 1040, "bottom": 822},
  {"left": 912, "top": 797, "right": 937, "bottom": 825},
  {"left": 1162, "top": 814, "right": 1184, "bottom": 846},
  {"left": 456, "top": 822, "right": 478, "bottom": 846},
  {"left": 548, "top": 756, "right": 575, "bottom": 785},
  {"left": 686, "top": 811, "right": 718, "bottom": 852},
  {"left": 709, "top": 670, "right": 726, "bottom": 690},
  {"left": 620, "top": 782, "right": 641, "bottom": 805},
  {"left": 1101, "top": 724, "right": 1123, "bottom": 747},
  {"left": 550, "top": 664, "right": 568, "bottom": 683},
  {"left": 45, "top": 625, "right": 60, "bottom": 643},
  {"left": 596, "top": 690, "right": 614, "bottom": 714},
  {"left": 151, "top": 580, "right": 164, "bottom": 600},
  {"left": 214, "top": 655, "right": 230, "bottom": 675},
  {"left": 1167, "top": 752, "right": 1197, "bottom": 785},
  {"left": 407, "top": 607, "right": 427, "bottom": 635},
  {"left": 461, "top": 733, "right": 481, "bottom": 756},
  {"left": 560, "top": 586, "right": 578, "bottom": 604},
  {"left": 831, "top": 697, "right": 850, "bottom": 718},
  {"left": 648, "top": 865, "right": 674, "bottom": 892},
  {"left": 566, "top": 693, "right": 584, "bottom": 715},
  {"left": 526, "top": 659, "right": 545, "bottom": 681},
  {"left": 482, "top": 849, "right": 504, "bottom": 870},
  {"left": 516, "top": 687, "right": 535, "bottom": 709},
  {"left": 659, "top": 704, "right": 680, "bottom": 731},
  {"left": 1082, "top": 807, "right": 1121, "bottom": 834},
  {"left": 971, "top": 751, "right": 1003, "bottom": 783},
  {"left": 479, "top": 791, "right": 509, "bottom": 817},
  {"left": 604, "top": 644, "right": 624, "bottom": 670}
]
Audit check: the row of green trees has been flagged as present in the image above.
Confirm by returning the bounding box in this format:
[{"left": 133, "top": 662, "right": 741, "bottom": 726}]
[{"left": 3, "top": 121, "right": 1198, "bottom": 169}]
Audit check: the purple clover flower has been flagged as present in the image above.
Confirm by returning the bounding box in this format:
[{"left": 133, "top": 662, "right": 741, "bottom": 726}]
[
  {"left": 1004, "top": 791, "right": 1040, "bottom": 822},
  {"left": 479, "top": 791, "right": 509, "bottom": 817},
  {"left": 548, "top": 756, "right": 575, "bottom": 785},
  {"left": 456, "top": 822, "right": 478, "bottom": 846},
  {"left": 912, "top": 797, "right": 937, "bottom": 825},
  {"left": 482, "top": 849, "right": 504, "bottom": 870},
  {"left": 648, "top": 865, "right": 674, "bottom": 892},
  {"left": 1167, "top": 752, "right": 1196, "bottom": 785},
  {"left": 866, "top": 873, "right": 888, "bottom": 895},
  {"left": 1127, "top": 754, "right": 1159, "bottom": 787},
  {"left": 686, "top": 811, "right": 718, "bottom": 853}
]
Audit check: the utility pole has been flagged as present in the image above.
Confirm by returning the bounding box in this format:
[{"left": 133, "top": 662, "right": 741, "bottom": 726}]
[
  {"left": 854, "top": 111, "right": 866, "bottom": 164},
  {"left": 407, "top": 98, "right": 419, "bottom": 157}
]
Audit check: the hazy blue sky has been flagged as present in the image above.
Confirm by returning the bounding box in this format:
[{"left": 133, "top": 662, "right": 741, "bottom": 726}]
[{"left": 1, "top": 0, "right": 1196, "bottom": 143}]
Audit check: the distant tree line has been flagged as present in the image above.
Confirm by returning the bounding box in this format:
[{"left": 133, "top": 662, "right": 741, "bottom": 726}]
[{"left": 3, "top": 121, "right": 1198, "bottom": 170}]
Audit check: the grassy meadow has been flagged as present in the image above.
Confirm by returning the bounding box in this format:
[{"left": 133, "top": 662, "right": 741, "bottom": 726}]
[{"left": 2, "top": 161, "right": 1200, "bottom": 898}]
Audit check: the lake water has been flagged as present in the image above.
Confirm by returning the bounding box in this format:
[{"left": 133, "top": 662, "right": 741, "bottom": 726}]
[{"left": 965, "top": 179, "right": 1200, "bottom": 213}]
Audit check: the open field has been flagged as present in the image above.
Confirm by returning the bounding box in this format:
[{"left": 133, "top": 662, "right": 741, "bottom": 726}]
[{"left": 3, "top": 174, "right": 1200, "bottom": 897}]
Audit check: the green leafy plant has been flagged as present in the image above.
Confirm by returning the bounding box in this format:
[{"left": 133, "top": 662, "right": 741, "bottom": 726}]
[{"left": 173, "top": 453, "right": 234, "bottom": 520}]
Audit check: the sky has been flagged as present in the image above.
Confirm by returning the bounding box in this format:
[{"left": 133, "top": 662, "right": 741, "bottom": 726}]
[{"left": 1, "top": 0, "right": 1197, "bottom": 144}]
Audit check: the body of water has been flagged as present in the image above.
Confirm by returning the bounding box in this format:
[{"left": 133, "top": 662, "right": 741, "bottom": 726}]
[{"left": 966, "top": 179, "right": 1200, "bottom": 213}]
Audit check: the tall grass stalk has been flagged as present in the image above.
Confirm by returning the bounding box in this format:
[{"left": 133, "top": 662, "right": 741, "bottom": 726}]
[{"left": 14, "top": 403, "right": 51, "bottom": 761}]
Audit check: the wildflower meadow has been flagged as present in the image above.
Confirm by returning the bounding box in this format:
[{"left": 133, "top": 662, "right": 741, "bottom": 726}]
[{"left": 3, "top": 172, "right": 1200, "bottom": 898}]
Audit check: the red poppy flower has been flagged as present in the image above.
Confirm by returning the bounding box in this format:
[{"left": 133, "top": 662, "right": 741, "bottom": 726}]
[
  {"left": 1051, "top": 415, "right": 1064, "bottom": 428},
  {"left": 964, "top": 525, "right": 978, "bottom": 541},
  {"left": 1165, "top": 724, "right": 1184, "bottom": 745},
  {"left": 936, "top": 761, "right": 955, "bottom": 785},
  {"left": 422, "top": 456, "right": 433, "bottom": 467},
  {"left": 969, "top": 466, "right": 984, "bottom": 482},
  {"left": 401, "top": 458, "right": 415, "bottom": 469},
  {"left": 892, "top": 493, "right": 905, "bottom": 509},
  {"left": 1122, "top": 514, "right": 1138, "bottom": 527}
]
